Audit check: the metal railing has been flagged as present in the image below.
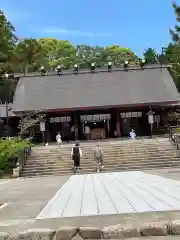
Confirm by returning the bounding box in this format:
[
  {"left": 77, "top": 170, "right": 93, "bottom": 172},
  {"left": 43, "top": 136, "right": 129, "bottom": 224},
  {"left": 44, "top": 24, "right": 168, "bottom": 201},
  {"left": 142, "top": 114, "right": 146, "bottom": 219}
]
[
  {"left": 17, "top": 145, "right": 31, "bottom": 172},
  {"left": 166, "top": 123, "right": 180, "bottom": 150}
]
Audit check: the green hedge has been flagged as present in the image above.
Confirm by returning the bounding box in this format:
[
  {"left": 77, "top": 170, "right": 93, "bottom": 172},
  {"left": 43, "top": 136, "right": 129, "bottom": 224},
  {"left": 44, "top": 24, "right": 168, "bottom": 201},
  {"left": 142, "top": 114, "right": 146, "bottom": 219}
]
[{"left": 0, "top": 138, "right": 31, "bottom": 177}]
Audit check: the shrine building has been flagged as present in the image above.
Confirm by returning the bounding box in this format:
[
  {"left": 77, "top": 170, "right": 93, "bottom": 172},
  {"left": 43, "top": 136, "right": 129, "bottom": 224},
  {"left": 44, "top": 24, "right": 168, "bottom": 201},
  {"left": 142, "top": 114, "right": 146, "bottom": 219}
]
[{"left": 1, "top": 64, "right": 180, "bottom": 141}]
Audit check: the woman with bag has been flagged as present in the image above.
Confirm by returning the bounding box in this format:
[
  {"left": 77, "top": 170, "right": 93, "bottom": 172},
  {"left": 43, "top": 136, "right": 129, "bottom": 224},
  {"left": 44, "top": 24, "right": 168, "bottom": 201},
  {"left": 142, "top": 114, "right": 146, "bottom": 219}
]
[{"left": 71, "top": 142, "right": 82, "bottom": 172}]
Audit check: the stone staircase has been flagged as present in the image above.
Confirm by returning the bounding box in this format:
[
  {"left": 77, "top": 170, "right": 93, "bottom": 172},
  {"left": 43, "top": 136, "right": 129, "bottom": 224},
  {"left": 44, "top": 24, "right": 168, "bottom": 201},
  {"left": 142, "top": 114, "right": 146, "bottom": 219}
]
[{"left": 20, "top": 137, "right": 180, "bottom": 177}]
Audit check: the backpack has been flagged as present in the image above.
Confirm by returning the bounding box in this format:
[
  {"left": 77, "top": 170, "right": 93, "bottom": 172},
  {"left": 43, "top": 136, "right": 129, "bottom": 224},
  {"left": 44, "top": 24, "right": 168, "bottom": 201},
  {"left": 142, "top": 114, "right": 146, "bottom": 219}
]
[
  {"left": 95, "top": 147, "right": 102, "bottom": 158},
  {"left": 73, "top": 146, "right": 80, "bottom": 157}
]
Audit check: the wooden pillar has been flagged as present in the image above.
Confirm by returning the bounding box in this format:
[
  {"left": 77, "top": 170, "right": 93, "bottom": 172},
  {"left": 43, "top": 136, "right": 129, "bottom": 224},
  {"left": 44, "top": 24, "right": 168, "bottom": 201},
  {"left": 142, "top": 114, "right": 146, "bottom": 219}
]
[{"left": 116, "top": 109, "right": 121, "bottom": 136}]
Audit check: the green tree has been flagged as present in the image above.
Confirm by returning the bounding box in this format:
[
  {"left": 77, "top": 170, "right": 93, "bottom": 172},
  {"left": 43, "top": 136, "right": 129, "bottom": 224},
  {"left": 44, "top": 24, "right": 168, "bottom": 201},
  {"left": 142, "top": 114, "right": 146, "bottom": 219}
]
[
  {"left": 15, "top": 39, "right": 45, "bottom": 74},
  {"left": 38, "top": 38, "right": 59, "bottom": 58},
  {"left": 143, "top": 48, "right": 158, "bottom": 64},
  {"left": 0, "top": 138, "right": 31, "bottom": 176},
  {"left": 165, "top": 43, "right": 180, "bottom": 90},
  {"left": 0, "top": 10, "right": 17, "bottom": 72},
  {"left": 170, "top": 2, "right": 180, "bottom": 43},
  {"left": 0, "top": 13, "right": 17, "bottom": 103},
  {"left": 39, "top": 38, "right": 76, "bottom": 69},
  {"left": 165, "top": 43, "right": 180, "bottom": 63},
  {"left": 0, "top": 75, "right": 17, "bottom": 103},
  {"left": 104, "top": 45, "right": 137, "bottom": 65},
  {"left": 76, "top": 45, "right": 106, "bottom": 68},
  {"left": 0, "top": 10, "right": 139, "bottom": 73},
  {"left": 18, "top": 111, "right": 46, "bottom": 136},
  {"left": 166, "top": 2, "right": 180, "bottom": 91}
]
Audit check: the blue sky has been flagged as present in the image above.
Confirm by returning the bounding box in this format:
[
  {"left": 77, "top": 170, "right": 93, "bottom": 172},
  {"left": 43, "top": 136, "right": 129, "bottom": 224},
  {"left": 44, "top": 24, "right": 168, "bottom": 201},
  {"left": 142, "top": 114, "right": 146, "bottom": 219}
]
[{"left": 1, "top": 0, "right": 179, "bottom": 56}]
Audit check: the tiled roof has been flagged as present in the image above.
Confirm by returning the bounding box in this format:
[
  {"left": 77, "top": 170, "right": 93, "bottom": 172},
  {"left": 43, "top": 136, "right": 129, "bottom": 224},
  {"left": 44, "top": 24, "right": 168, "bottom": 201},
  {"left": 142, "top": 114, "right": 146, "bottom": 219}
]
[{"left": 12, "top": 65, "right": 179, "bottom": 112}]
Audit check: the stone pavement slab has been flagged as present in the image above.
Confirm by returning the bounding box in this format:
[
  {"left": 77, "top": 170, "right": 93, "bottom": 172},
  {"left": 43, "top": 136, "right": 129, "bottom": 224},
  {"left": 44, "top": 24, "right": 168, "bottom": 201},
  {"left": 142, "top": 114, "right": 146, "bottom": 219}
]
[
  {"left": 145, "top": 168, "right": 180, "bottom": 181},
  {"left": 0, "top": 175, "right": 70, "bottom": 223},
  {"left": 37, "top": 171, "right": 180, "bottom": 219},
  {"left": 0, "top": 179, "right": 12, "bottom": 185}
]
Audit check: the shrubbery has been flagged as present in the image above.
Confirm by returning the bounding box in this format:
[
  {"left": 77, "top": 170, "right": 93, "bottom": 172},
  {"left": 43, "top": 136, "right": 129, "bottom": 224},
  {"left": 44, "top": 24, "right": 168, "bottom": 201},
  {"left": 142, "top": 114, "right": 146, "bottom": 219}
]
[{"left": 0, "top": 138, "right": 31, "bottom": 177}]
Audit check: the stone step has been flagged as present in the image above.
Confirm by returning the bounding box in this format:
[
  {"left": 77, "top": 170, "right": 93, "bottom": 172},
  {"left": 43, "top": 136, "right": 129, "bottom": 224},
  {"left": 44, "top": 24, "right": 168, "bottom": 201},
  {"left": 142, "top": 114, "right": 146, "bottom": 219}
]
[
  {"left": 25, "top": 158, "right": 180, "bottom": 167},
  {"left": 33, "top": 139, "right": 171, "bottom": 148},
  {"left": 32, "top": 142, "right": 173, "bottom": 153},
  {"left": 27, "top": 152, "right": 179, "bottom": 162},
  {"left": 32, "top": 142, "right": 175, "bottom": 148},
  {"left": 32, "top": 138, "right": 171, "bottom": 147},
  {"left": 22, "top": 158, "right": 180, "bottom": 172},
  {"left": 26, "top": 159, "right": 180, "bottom": 169},
  {"left": 21, "top": 161, "right": 180, "bottom": 177},
  {"left": 32, "top": 143, "right": 175, "bottom": 152},
  {"left": 26, "top": 155, "right": 180, "bottom": 164},
  {"left": 29, "top": 148, "right": 177, "bottom": 158},
  {"left": 21, "top": 138, "right": 178, "bottom": 177},
  {"left": 26, "top": 155, "right": 180, "bottom": 166},
  {"left": 34, "top": 148, "right": 175, "bottom": 155},
  {"left": 28, "top": 155, "right": 179, "bottom": 162},
  {"left": 23, "top": 163, "right": 180, "bottom": 174}
]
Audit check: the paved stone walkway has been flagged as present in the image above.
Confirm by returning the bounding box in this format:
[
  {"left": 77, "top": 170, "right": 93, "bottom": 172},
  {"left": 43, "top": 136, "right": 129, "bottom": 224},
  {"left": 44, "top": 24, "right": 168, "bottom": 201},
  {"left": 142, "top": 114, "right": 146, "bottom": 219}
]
[
  {"left": 0, "top": 175, "right": 70, "bottom": 223},
  {"left": 37, "top": 171, "right": 180, "bottom": 219},
  {"left": 0, "top": 179, "right": 12, "bottom": 185},
  {"left": 2, "top": 169, "right": 180, "bottom": 233}
]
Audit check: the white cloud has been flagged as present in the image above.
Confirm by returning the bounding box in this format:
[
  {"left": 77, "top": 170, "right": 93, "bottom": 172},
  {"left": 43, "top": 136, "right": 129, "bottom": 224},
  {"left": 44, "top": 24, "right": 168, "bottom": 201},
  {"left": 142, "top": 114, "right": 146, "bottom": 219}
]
[{"left": 43, "top": 27, "right": 113, "bottom": 37}]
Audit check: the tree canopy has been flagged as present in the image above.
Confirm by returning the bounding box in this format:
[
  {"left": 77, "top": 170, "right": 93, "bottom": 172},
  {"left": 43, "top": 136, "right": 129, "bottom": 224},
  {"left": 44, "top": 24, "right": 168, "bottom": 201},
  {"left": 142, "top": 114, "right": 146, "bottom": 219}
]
[
  {"left": 170, "top": 3, "right": 180, "bottom": 43},
  {"left": 164, "top": 2, "right": 180, "bottom": 91},
  {"left": 0, "top": 10, "right": 141, "bottom": 74},
  {"left": 0, "top": 10, "right": 17, "bottom": 72},
  {"left": 143, "top": 48, "right": 158, "bottom": 64},
  {"left": 1, "top": 4, "right": 180, "bottom": 100}
]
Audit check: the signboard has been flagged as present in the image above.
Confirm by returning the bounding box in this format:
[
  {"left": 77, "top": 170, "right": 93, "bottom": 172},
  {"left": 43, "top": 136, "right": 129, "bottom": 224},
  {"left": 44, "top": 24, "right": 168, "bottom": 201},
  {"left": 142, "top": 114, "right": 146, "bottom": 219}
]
[
  {"left": 120, "top": 112, "right": 142, "bottom": 118},
  {"left": 81, "top": 114, "right": 111, "bottom": 122},
  {"left": 49, "top": 116, "right": 71, "bottom": 123}
]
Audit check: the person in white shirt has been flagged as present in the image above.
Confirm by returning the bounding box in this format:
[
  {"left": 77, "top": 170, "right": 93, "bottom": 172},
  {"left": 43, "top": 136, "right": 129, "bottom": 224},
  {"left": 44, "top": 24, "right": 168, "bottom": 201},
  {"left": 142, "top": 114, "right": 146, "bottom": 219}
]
[
  {"left": 56, "top": 132, "right": 62, "bottom": 144},
  {"left": 71, "top": 142, "right": 82, "bottom": 172},
  {"left": 130, "top": 129, "right": 136, "bottom": 140}
]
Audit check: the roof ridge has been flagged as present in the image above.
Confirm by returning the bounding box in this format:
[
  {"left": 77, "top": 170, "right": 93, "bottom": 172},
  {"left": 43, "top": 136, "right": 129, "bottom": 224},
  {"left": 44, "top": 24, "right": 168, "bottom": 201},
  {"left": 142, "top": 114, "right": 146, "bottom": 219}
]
[{"left": 16, "top": 64, "right": 170, "bottom": 78}]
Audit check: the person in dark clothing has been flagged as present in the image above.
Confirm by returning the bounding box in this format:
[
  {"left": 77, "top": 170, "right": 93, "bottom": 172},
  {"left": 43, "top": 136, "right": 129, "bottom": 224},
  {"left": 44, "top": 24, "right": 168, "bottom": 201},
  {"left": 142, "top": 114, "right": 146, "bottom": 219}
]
[{"left": 71, "top": 142, "right": 82, "bottom": 172}]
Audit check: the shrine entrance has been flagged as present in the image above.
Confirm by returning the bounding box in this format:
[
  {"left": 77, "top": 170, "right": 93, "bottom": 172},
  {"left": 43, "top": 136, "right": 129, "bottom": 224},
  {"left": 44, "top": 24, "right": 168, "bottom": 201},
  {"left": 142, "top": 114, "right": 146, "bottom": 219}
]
[
  {"left": 80, "top": 113, "right": 111, "bottom": 140},
  {"left": 48, "top": 116, "right": 72, "bottom": 142}
]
